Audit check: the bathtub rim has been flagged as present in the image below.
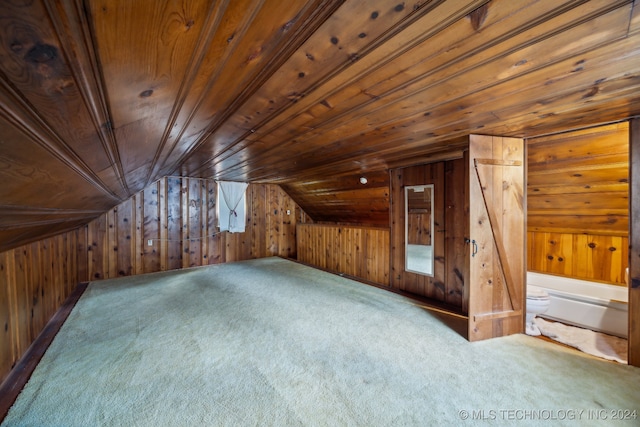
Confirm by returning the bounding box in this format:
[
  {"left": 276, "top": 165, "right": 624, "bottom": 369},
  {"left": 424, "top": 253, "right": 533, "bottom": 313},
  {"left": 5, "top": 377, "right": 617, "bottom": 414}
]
[{"left": 527, "top": 271, "right": 628, "bottom": 304}]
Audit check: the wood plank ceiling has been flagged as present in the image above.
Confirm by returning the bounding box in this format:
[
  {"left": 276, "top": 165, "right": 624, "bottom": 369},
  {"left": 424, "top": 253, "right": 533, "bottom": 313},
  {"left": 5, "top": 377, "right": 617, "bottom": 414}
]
[{"left": 1, "top": 0, "right": 640, "bottom": 252}]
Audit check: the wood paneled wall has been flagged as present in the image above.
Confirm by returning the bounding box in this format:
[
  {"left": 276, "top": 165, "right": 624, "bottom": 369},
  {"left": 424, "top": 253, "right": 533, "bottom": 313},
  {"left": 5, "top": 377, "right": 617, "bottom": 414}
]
[
  {"left": 527, "top": 122, "right": 629, "bottom": 284},
  {"left": 407, "top": 212, "right": 432, "bottom": 246},
  {"left": 82, "top": 178, "right": 306, "bottom": 280},
  {"left": 1, "top": 178, "right": 306, "bottom": 386},
  {"left": 390, "top": 157, "right": 468, "bottom": 312},
  {"left": 527, "top": 232, "right": 628, "bottom": 284},
  {"left": 0, "top": 229, "right": 84, "bottom": 385},
  {"left": 296, "top": 224, "right": 389, "bottom": 287}
]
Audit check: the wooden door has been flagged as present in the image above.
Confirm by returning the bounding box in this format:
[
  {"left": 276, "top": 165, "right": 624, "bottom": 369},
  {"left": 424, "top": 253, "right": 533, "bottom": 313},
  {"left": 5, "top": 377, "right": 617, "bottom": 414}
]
[{"left": 468, "top": 135, "right": 525, "bottom": 341}]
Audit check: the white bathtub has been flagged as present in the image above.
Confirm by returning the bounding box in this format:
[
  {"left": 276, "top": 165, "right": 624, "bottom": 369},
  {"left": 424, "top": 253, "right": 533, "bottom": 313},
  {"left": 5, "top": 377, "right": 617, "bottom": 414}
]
[{"left": 527, "top": 272, "right": 628, "bottom": 338}]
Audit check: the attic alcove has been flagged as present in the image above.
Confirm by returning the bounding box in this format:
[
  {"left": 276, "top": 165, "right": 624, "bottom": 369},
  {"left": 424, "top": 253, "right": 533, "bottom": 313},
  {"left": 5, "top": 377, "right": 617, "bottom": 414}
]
[{"left": 390, "top": 135, "right": 525, "bottom": 341}]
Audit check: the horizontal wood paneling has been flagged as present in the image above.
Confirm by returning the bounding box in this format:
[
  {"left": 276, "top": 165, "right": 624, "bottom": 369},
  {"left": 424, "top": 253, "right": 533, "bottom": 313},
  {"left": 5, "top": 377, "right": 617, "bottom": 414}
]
[
  {"left": 526, "top": 122, "right": 629, "bottom": 284},
  {"left": 82, "top": 178, "right": 305, "bottom": 280},
  {"left": 296, "top": 223, "right": 389, "bottom": 287},
  {"left": 527, "top": 122, "right": 629, "bottom": 235},
  {"left": 0, "top": 229, "right": 83, "bottom": 386}
]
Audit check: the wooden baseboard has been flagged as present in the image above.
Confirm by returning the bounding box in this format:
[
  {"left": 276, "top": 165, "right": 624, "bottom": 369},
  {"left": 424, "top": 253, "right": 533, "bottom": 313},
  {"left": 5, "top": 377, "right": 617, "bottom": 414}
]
[{"left": 0, "top": 281, "right": 89, "bottom": 422}]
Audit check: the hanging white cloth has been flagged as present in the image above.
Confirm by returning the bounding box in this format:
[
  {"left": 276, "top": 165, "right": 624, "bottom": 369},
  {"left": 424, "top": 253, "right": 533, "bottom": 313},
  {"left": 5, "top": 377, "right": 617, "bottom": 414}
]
[{"left": 217, "top": 181, "right": 249, "bottom": 233}]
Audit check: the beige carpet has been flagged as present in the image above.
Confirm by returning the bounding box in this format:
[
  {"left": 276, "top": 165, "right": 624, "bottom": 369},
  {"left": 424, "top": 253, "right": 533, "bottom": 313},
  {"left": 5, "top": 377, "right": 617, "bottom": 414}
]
[{"left": 534, "top": 317, "right": 628, "bottom": 364}]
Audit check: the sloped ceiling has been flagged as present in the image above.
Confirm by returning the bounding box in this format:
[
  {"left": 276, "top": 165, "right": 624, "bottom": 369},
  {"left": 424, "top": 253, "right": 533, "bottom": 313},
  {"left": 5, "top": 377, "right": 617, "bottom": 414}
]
[{"left": 1, "top": 0, "right": 640, "bottom": 252}]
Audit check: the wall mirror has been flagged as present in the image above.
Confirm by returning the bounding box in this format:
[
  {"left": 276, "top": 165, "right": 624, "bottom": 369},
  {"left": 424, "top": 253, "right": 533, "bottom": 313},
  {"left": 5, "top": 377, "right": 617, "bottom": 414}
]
[{"left": 405, "top": 184, "right": 434, "bottom": 276}]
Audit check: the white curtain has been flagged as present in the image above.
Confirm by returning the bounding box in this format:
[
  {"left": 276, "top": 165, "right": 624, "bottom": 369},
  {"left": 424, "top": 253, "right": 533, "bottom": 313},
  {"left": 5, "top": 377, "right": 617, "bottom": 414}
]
[{"left": 217, "top": 181, "right": 249, "bottom": 233}]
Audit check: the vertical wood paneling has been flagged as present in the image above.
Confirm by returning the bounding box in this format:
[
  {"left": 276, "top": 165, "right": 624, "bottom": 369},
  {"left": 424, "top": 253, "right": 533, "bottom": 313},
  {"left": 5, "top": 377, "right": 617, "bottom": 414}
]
[
  {"left": 134, "top": 191, "right": 144, "bottom": 276},
  {"left": 166, "top": 177, "right": 183, "bottom": 270},
  {"left": 106, "top": 209, "right": 117, "bottom": 278},
  {"left": 115, "top": 200, "right": 134, "bottom": 277},
  {"left": 389, "top": 157, "right": 468, "bottom": 312},
  {"left": 87, "top": 214, "right": 107, "bottom": 280},
  {"left": 143, "top": 182, "right": 161, "bottom": 273},
  {"left": 0, "top": 178, "right": 302, "bottom": 387},
  {"left": 182, "top": 179, "right": 203, "bottom": 268},
  {"left": 199, "top": 180, "right": 209, "bottom": 266},
  {"left": 527, "top": 226, "right": 629, "bottom": 285},
  {"left": 206, "top": 180, "right": 223, "bottom": 265},
  {"left": 267, "top": 185, "right": 280, "bottom": 257},
  {"left": 390, "top": 170, "right": 404, "bottom": 288},
  {"left": 2, "top": 253, "right": 17, "bottom": 385},
  {"left": 445, "top": 155, "right": 467, "bottom": 308},
  {"left": 432, "top": 161, "right": 446, "bottom": 302},
  {"left": 27, "top": 243, "right": 42, "bottom": 341},
  {"left": 13, "top": 249, "right": 30, "bottom": 354},
  {"left": 0, "top": 251, "right": 13, "bottom": 387},
  {"left": 0, "top": 230, "right": 80, "bottom": 386},
  {"left": 281, "top": 190, "right": 296, "bottom": 259},
  {"left": 159, "top": 179, "right": 169, "bottom": 272},
  {"left": 297, "top": 224, "right": 389, "bottom": 287},
  {"left": 53, "top": 237, "right": 65, "bottom": 307},
  {"left": 77, "top": 226, "right": 89, "bottom": 282},
  {"left": 46, "top": 239, "right": 56, "bottom": 308},
  {"left": 250, "top": 184, "right": 266, "bottom": 259},
  {"left": 82, "top": 178, "right": 303, "bottom": 279}
]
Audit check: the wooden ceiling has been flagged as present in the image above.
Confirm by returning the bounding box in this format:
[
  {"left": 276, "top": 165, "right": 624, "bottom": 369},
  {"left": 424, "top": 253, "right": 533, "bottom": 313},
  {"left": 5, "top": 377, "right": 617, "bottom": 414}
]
[{"left": 1, "top": 0, "right": 640, "bottom": 252}]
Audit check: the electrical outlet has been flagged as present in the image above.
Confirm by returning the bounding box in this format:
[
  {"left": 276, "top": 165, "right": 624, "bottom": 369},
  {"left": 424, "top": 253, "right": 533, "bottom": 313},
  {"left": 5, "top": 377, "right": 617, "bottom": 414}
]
[
  {"left": 147, "top": 239, "right": 153, "bottom": 246},
  {"left": 286, "top": 210, "right": 291, "bottom": 215}
]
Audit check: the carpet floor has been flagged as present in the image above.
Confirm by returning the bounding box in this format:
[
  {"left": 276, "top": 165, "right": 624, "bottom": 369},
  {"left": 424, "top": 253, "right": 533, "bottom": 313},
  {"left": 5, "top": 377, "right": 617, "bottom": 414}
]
[{"left": 2, "top": 257, "right": 639, "bottom": 426}]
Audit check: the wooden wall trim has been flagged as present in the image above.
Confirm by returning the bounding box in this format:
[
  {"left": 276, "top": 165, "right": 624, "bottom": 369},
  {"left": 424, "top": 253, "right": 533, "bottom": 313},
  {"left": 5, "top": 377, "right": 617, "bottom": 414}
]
[{"left": 629, "top": 117, "right": 640, "bottom": 366}]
